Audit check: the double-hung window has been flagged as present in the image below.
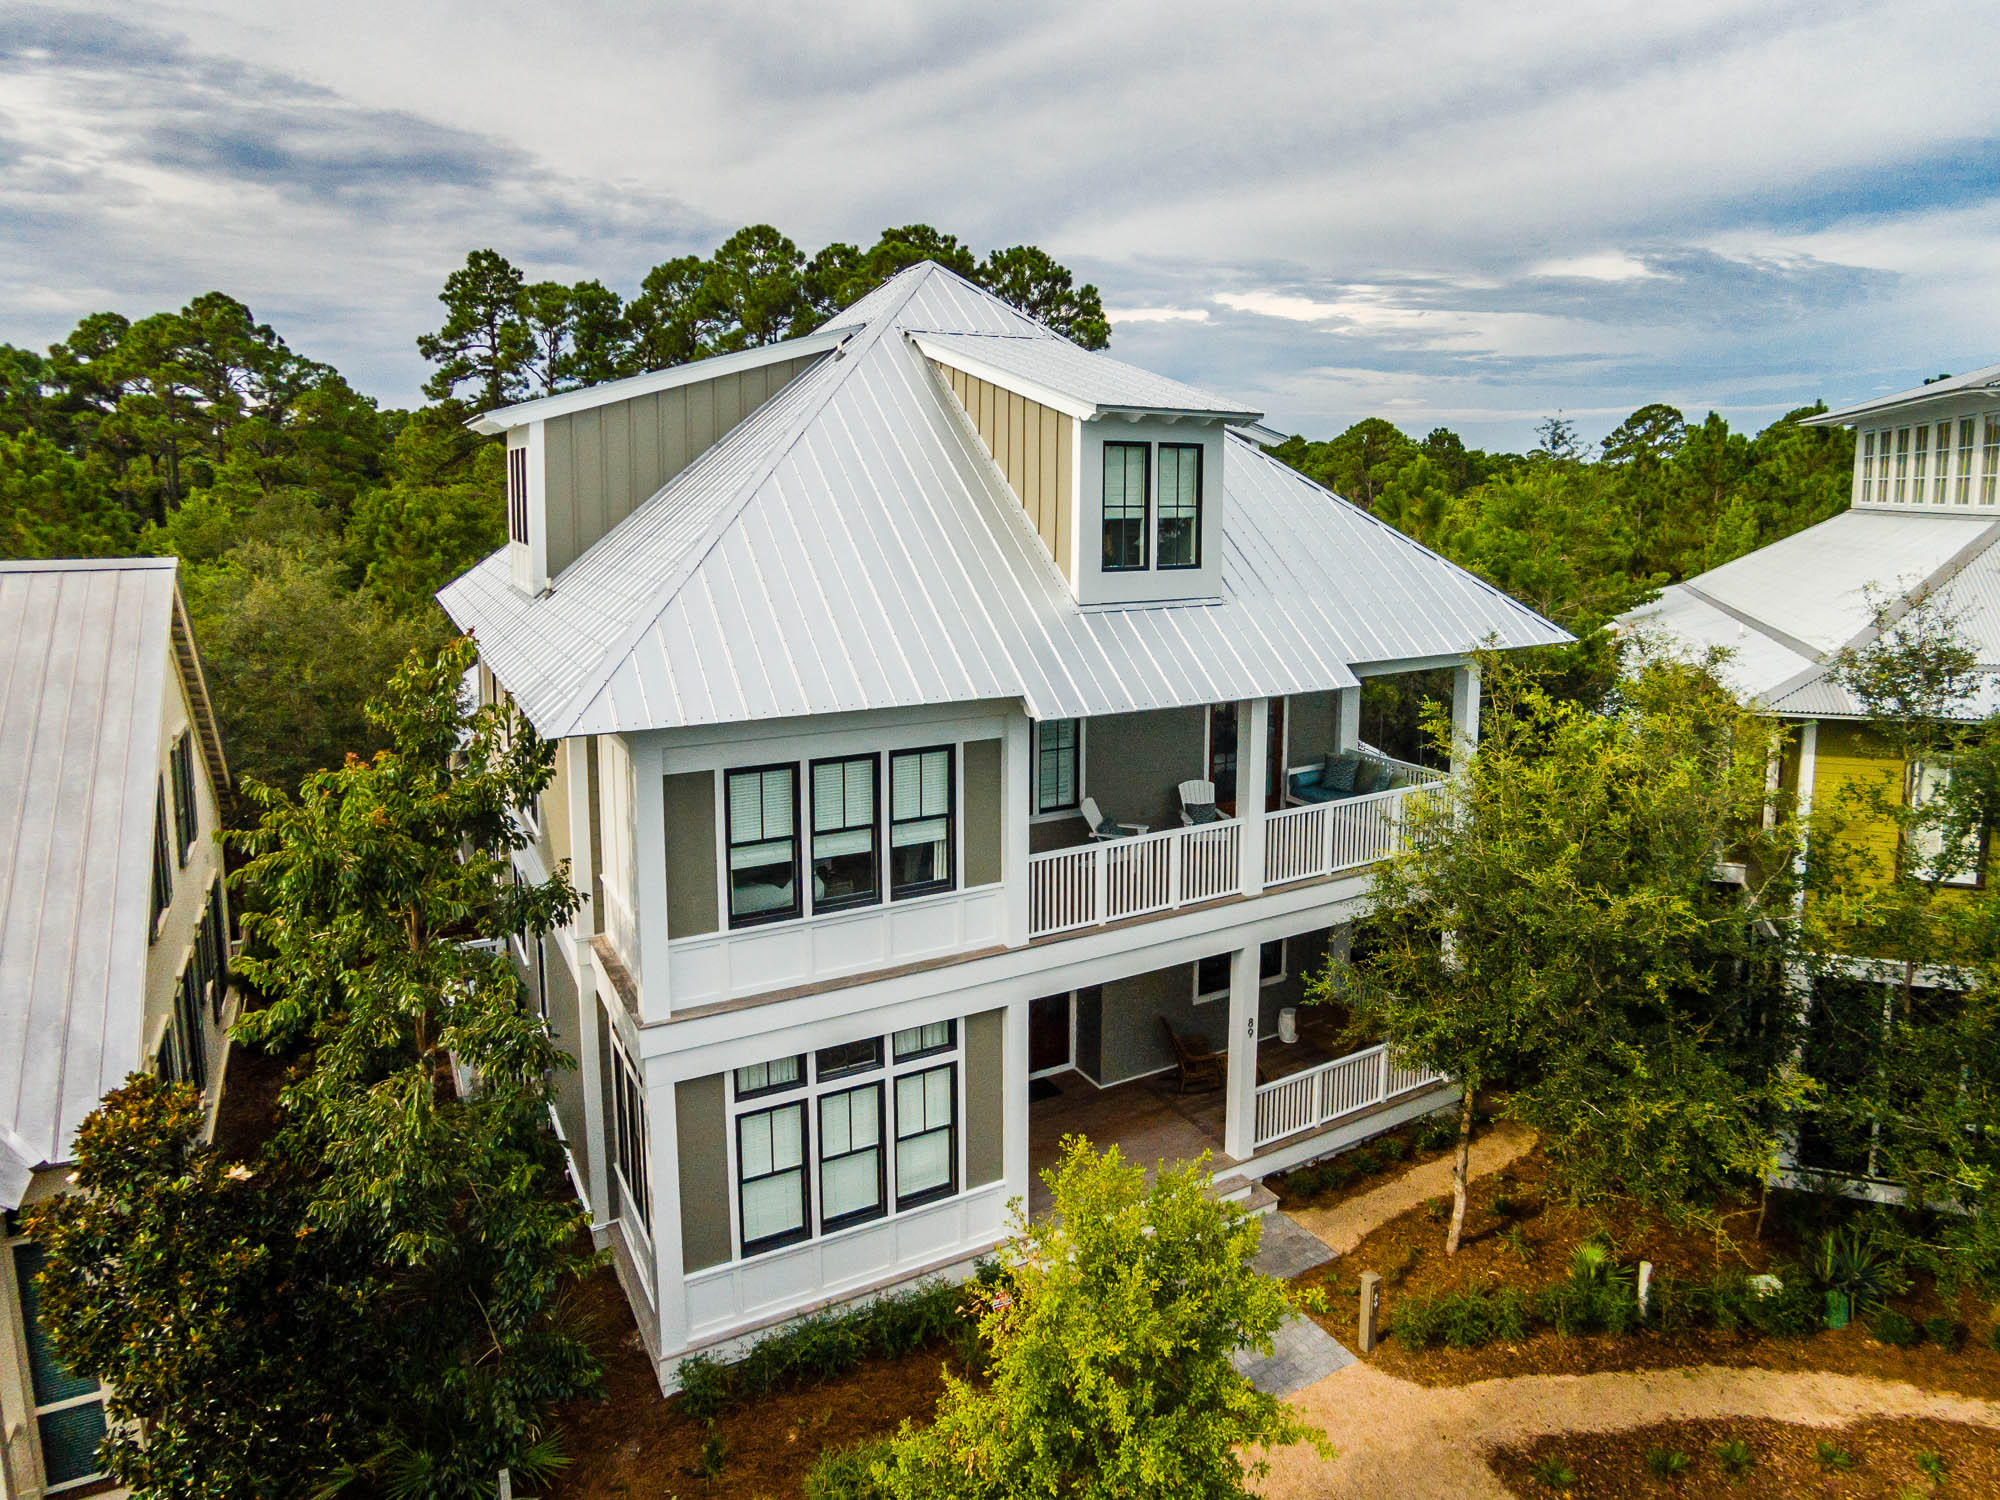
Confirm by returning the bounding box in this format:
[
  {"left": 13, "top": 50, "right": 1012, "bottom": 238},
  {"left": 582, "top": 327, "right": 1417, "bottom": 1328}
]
[
  {"left": 1156, "top": 443, "right": 1203, "bottom": 568},
  {"left": 612, "top": 1041, "right": 652, "bottom": 1233},
  {"left": 1894, "top": 426, "right": 1911, "bottom": 502},
  {"left": 1913, "top": 423, "right": 1930, "bottom": 501},
  {"left": 1934, "top": 421, "right": 1955, "bottom": 503},
  {"left": 1101, "top": 441, "right": 1149, "bottom": 571},
  {"left": 889, "top": 747, "right": 954, "bottom": 899},
  {"left": 1959, "top": 419, "right": 1978, "bottom": 504},
  {"left": 1194, "top": 940, "right": 1287, "bottom": 1002},
  {"left": 737, "top": 1096, "right": 810, "bottom": 1254},
  {"left": 726, "top": 765, "right": 799, "bottom": 925},
  {"left": 149, "top": 778, "right": 172, "bottom": 936},
  {"left": 1860, "top": 431, "right": 1876, "bottom": 503},
  {"left": 159, "top": 961, "right": 208, "bottom": 1089},
  {"left": 1907, "top": 760, "right": 1984, "bottom": 888},
  {"left": 894, "top": 1056, "right": 957, "bottom": 1209},
  {"left": 818, "top": 1083, "right": 885, "bottom": 1231},
  {"left": 1035, "top": 719, "right": 1081, "bottom": 814},
  {"left": 810, "top": 755, "right": 879, "bottom": 912},
  {"left": 1985, "top": 418, "right": 2000, "bottom": 506},
  {"left": 169, "top": 731, "right": 198, "bottom": 864}
]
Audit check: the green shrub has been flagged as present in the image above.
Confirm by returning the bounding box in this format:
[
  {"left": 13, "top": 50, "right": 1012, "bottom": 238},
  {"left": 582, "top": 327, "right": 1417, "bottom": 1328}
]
[
  {"left": 1644, "top": 1445, "right": 1690, "bottom": 1478},
  {"left": 1870, "top": 1309, "right": 1921, "bottom": 1348},
  {"left": 1425, "top": 1196, "right": 1451, "bottom": 1222},
  {"left": 1394, "top": 1287, "right": 1527, "bottom": 1350},
  {"left": 803, "top": 1438, "right": 896, "bottom": 1499},
  {"left": 1808, "top": 1227, "right": 1907, "bottom": 1321},
  {"left": 1815, "top": 1440, "right": 1854, "bottom": 1471},
  {"left": 1412, "top": 1110, "right": 1459, "bottom": 1153},
  {"left": 1741, "top": 1275, "right": 1820, "bottom": 1337},
  {"left": 1352, "top": 1146, "right": 1385, "bottom": 1175},
  {"left": 1988, "top": 1320, "right": 2000, "bottom": 1354},
  {"left": 676, "top": 1354, "right": 730, "bottom": 1421},
  {"left": 1712, "top": 1437, "right": 1754, "bottom": 1476},
  {"left": 1529, "top": 1454, "right": 1578, "bottom": 1488},
  {"left": 1913, "top": 1447, "right": 1949, "bottom": 1482},
  {"left": 1379, "top": 1135, "right": 1410, "bottom": 1162},
  {"left": 696, "top": 1424, "right": 728, "bottom": 1480},
  {"left": 1492, "top": 1193, "right": 1522, "bottom": 1219},
  {"left": 1923, "top": 1315, "right": 1964, "bottom": 1353}
]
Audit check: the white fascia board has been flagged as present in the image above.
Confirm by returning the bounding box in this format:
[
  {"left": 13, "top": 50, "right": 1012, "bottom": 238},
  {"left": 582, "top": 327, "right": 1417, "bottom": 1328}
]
[
  {"left": 466, "top": 325, "right": 861, "bottom": 435},
  {"left": 1229, "top": 420, "right": 1290, "bottom": 447},
  {"left": 1806, "top": 380, "right": 2000, "bottom": 427},
  {"left": 908, "top": 332, "right": 1098, "bottom": 420}
]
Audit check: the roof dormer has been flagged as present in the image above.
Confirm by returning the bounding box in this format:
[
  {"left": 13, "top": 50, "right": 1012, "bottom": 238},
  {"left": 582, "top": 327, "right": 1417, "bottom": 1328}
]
[
  {"left": 1807, "top": 362, "right": 2000, "bottom": 514},
  {"left": 914, "top": 330, "right": 1262, "bottom": 605}
]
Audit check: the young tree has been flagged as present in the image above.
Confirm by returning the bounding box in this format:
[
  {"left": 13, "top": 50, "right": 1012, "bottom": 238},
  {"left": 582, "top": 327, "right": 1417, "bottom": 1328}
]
[
  {"left": 1318, "top": 650, "right": 1810, "bottom": 1252},
  {"left": 876, "top": 1138, "right": 1327, "bottom": 1498}
]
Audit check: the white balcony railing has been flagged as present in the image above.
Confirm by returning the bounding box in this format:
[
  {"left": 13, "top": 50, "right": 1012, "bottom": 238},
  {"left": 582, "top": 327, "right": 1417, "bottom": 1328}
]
[
  {"left": 1028, "top": 819, "right": 1241, "bottom": 938},
  {"left": 1254, "top": 1041, "right": 1448, "bottom": 1149},
  {"left": 1263, "top": 763, "right": 1447, "bottom": 891}
]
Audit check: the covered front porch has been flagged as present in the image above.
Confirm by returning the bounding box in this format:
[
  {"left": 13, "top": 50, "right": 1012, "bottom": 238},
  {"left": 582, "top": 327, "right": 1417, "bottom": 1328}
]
[
  {"left": 1025, "top": 677, "right": 1466, "bottom": 941},
  {"left": 1021, "top": 930, "right": 1451, "bottom": 1214}
]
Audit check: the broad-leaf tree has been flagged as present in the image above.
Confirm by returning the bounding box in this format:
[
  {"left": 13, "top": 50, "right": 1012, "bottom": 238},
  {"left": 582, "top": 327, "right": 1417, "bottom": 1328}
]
[{"left": 874, "top": 1138, "right": 1328, "bottom": 1499}]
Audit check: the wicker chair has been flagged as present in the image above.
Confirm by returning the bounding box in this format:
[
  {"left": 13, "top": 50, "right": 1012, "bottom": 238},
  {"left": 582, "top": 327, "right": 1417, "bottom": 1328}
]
[{"left": 1158, "top": 1017, "right": 1225, "bottom": 1093}]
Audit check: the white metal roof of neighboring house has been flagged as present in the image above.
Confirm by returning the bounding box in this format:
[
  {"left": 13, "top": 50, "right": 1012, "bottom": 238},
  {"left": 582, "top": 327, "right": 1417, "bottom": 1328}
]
[
  {"left": 1805, "top": 361, "right": 2000, "bottom": 426},
  {"left": 1617, "top": 508, "right": 2000, "bottom": 715},
  {"left": 908, "top": 330, "right": 1262, "bottom": 421},
  {"left": 0, "top": 557, "right": 211, "bottom": 1204},
  {"left": 439, "top": 262, "right": 1570, "bottom": 739}
]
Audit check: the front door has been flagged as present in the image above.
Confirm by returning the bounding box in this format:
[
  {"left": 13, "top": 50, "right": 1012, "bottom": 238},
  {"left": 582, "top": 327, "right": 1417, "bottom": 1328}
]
[{"left": 1028, "top": 993, "right": 1072, "bottom": 1076}]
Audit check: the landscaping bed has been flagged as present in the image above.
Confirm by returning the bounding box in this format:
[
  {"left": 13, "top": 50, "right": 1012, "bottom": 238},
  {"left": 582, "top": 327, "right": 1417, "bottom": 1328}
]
[
  {"left": 1267, "top": 1104, "right": 1463, "bottom": 1216},
  {"left": 1295, "top": 1147, "right": 2000, "bottom": 1399},
  {"left": 546, "top": 1265, "right": 968, "bottom": 1499},
  {"left": 1494, "top": 1415, "right": 2000, "bottom": 1498}
]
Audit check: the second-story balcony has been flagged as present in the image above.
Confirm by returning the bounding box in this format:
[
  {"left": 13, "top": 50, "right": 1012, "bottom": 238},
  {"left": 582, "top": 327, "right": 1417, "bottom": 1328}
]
[{"left": 1026, "top": 742, "right": 1445, "bottom": 941}]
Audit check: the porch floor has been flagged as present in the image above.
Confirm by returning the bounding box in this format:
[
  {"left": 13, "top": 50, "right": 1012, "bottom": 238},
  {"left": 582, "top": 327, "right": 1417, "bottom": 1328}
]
[{"left": 1026, "top": 1026, "right": 1351, "bottom": 1217}]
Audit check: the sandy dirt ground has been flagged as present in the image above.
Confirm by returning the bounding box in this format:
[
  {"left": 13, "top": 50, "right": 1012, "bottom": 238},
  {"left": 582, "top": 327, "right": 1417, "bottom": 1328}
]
[{"left": 1287, "top": 1121, "right": 1539, "bottom": 1257}]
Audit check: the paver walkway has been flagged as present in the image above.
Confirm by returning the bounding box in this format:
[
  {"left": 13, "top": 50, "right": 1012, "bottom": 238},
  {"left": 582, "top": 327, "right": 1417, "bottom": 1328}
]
[
  {"left": 1257, "top": 1362, "right": 2000, "bottom": 1498},
  {"left": 1287, "top": 1121, "right": 1538, "bottom": 1257}
]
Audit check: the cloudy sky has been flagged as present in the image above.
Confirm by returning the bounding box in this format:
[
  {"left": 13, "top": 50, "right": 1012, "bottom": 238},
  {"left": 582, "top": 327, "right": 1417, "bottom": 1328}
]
[{"left": 3, "top": 0, "right": 1998, "bottom": 448}]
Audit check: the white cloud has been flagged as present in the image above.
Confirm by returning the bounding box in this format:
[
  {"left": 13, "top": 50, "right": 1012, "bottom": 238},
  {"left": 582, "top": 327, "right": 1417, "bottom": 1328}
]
[
  {"left": 1529, "top": 253, "right": 1661, "bottom": 282},
  {"left": 1104, "top": 306, "right": 1209, "bottom": 324}
]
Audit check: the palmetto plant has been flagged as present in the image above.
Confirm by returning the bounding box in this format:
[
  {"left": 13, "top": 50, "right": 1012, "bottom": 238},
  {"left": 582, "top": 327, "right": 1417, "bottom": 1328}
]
[{"left": 1810, "top": 1227, "right": 1907, "bottom": 1323}]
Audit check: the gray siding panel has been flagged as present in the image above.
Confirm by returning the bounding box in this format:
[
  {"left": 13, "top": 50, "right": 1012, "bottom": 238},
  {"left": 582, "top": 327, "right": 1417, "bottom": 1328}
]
[
  {"left": 962, "top": 737, "right": 1002, "bottom": 887},
  {"left": 964, "top": 1008, "right": 1005, "bottom": 1189},
  {"left": 1087, "top": 707, "right": 1206, "bottom": 833},
  {"left": 676, "top": 1074, "right": 732, "bottom": 1273},
  {"left": 663, "top": 770, "right": 719, "bottom": 937},
  {"left": 1285, "top": 690, "right": 1338, "bottom": 768},
  {"left": 541, "top": 938, "right": 590, "bottom": 1194}
]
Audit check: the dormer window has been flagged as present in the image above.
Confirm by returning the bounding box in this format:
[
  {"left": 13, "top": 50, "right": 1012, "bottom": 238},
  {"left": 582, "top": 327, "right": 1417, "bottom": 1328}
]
[
  {"left": 1157, "top": 444, "right": 1203, "bottom": 569},
  {"left": 1102, "top": 442, "right": 1149, "bottom": 572}
]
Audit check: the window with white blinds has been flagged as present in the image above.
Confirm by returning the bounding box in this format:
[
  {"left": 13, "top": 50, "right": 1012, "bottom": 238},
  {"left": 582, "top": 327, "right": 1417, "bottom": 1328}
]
[
  {"left": 888, "top": 747, "right": 954, "bottom": 899},
  {"left": 727, "top": 765, "right": 799, "bottom": 925},
  {"left": 1102, "top": 441, "right": 1149, "bottom": 571},
  {"left": 737, "top": 1100, "right": 809, "bottom": 1252},
  {"left": 895, "top": 1064, "right": 957, "bottom": 1207},
  {"left": 818, "top": 1084, "right": 885, "bottom": 1229},
  {"left": 810, "top": 755, "right": 878, "bottom": 911},
  {"left": 1035, "top": 719, "right": 1081, "bottom": 814},
  {"left": 1157, "top": 443, "right": 1203, "bottom": 568}
]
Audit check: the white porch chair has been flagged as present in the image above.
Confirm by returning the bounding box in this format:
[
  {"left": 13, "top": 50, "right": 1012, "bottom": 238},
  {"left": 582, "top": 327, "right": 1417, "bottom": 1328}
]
[
  {"left": 1081, "top": 795, "right": 1147, "bottom": 840},
  {"left": 1177, "top": 778, "right": 1218, "bottom": 826}
]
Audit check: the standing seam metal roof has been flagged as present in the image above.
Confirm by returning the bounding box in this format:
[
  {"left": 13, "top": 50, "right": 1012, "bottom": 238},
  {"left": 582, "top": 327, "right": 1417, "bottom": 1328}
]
[
  {"left": 439, "top": 262, "right": 1569, "bottom": 738},
  {"left": 0, "top": 558, "right": 186, "bottom": 1198}
]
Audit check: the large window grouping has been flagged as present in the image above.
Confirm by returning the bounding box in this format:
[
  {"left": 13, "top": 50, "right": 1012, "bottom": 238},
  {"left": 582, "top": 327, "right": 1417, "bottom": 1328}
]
[
  {"left": 889, "top": 747, "right": 954, "bottom": 899},
  {"left": 1101, "top": 441, "right": 1150, "bottom": 571},
  {"left": 1156, "top": 443, "right": 1203, "bottom": 568},
  {"left": 727, "top": 765, "right": 800, "bottom": 926},
  {"left": 730, "top": 1021, "right": 962, "bottom": 1259}
]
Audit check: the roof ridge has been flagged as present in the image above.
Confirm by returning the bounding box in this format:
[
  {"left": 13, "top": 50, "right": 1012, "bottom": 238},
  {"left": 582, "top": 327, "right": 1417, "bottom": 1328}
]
[{"left": 547, "top": 263, "right": 945, "bottom": 735}]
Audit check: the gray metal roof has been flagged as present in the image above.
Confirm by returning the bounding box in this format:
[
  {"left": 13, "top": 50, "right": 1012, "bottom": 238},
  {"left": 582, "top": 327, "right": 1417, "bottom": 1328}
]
[
  {"left": 1806, "top": 360, "right": 2000, "bottom": 426},
  {"left": 1618, "top": 507, "right": 2000, "bottom": 713},
  {"left": 440, "top": 262, "right": 1569, "bottom": 738},
  {"left": 0, "top": 558, "right": 183, "bottom": 1199},
  {"left": 908, "top": 330, "right": 1262, "bottom": 420}
]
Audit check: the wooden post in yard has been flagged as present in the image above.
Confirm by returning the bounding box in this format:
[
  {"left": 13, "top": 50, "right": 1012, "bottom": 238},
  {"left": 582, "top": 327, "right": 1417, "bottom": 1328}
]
[{"left": 1358, "top": 1271, "right": 1381, "bottom": 1354}]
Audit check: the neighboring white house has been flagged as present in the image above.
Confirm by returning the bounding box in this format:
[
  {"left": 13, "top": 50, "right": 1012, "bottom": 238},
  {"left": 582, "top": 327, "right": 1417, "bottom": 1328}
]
[
  {"left": 439, "top": 261, "right": 1569, "bottom": 1390},
  {"left": 0, "top": 557, "right": 234, "bottom": 1498}
]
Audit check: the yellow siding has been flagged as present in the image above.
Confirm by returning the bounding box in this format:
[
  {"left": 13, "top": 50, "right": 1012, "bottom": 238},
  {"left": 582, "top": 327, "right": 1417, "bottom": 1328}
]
[{"left": 935, "top": 361, "right": 1075, "bottom": 584}]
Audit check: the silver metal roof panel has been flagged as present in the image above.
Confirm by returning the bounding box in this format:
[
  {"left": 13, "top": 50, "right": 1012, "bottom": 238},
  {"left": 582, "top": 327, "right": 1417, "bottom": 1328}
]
[
  {"left": 1806, "top": 360, "right": 2000, "bottom": 425},
  {"left": 909, "top": 329, "right": 1262, "bottom": 421}
]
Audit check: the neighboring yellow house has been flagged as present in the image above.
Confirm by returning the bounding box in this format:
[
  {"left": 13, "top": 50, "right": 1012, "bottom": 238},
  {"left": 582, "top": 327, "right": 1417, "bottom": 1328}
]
[
  {"left": 1620, "top": 362, "right": 2000, "bottom": 1183},
  {"left": 0, "top": 559, "right": 234, "bottom": 1499}
]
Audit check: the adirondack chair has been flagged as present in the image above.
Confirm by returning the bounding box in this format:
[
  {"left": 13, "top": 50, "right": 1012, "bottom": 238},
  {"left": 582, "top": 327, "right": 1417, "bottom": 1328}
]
[
  {"left": 1158, "top": 1017, "right": 1224, "bottom": 1093},
  {"left": 1081, "top": 795, "right": 1147, "bottom": 840},
  {"left": 1177, "top": 778, "right": 1220, "bottom": 826}
]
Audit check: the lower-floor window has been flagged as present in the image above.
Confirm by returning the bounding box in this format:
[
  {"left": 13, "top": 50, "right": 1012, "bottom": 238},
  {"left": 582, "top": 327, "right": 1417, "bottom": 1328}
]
[
  {"left": 818, "top": 1084, "right": 885, "bottom": 1230},
  {"left": 895, "top": 1063, "right": 957, "bottom": 1208},
  {"left": 612, "top": 1044, "right": 651, "bottom": 1233},
  {"left": 158, "top": 961, "right": 209, "bottom": 1088},
  {"left": 9, "top": 1235, "right": 108, "bottom": 1492},
  {"left": 738, "top": 1100, "right": 810, "bottom": 1253}
]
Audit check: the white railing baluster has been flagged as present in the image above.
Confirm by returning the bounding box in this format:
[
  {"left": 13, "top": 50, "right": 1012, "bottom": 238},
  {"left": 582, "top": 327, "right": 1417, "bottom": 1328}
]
[{"left": 1251, "top": 1040, "right": 1450, "bottom": 1149}]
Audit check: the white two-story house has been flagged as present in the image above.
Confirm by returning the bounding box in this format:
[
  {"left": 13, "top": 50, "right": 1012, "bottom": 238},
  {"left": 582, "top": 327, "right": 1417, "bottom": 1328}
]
[{"left": 439, "top": 262, "right": 1567, "bottom": 1389}]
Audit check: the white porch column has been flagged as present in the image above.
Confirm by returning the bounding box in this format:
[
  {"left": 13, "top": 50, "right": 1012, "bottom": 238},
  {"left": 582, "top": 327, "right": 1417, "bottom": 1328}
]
[
  {"left": 632, "top": 745, "right": 672, "bottom": 1022},
  {"left": 648, "top": 1065, "right": 689, "bottom": 1361},
  {"left": 1223, "top": 941, "right": 1261, "bottom": 1162},
  {"left": 564, "top": 737, "right": 612, "bottom": 1230},
  {"left": 1004, "top": 997, "right": 1032, "bottom": 1208},
  {"left": 1239, "top": 697, "right": 1269, "bottom": 898},
  {"left": 1002, "top": 712, "right": 1032, "bottom": 947},
  {"left": 1450, "top": 661, "right": 1482, "bottom": 772},
  {"left": 1334, "top": 685, "right": 1361, "bottom": 753}
]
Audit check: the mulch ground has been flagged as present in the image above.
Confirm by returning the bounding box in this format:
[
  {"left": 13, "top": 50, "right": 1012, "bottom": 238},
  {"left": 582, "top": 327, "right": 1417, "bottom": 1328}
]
[
  {"left": 1292, "top": 1148, "right": 2000, "bottom": 1400},
  {"left": 1266, "top": 1108, "right": 1459, "bottom": 1217},
  {"left": 545, "top": 1263, "right": 958, "bottom": 1500},
  {"left": 1494, "top": 1415, "right": 2000, "bottom": 1498}
]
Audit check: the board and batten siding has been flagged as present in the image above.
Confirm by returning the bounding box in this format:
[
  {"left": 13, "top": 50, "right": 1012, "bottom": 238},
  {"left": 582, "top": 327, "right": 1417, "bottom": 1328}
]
[
  {"left": 676, "top": 1074, "right": 732, "bottom": 1274},
  {"left": 935, "top": 362, "right": 1075, "bottom": 585},
  {"left": 541, "top": 354, "right": 821, "bottom": 578}
]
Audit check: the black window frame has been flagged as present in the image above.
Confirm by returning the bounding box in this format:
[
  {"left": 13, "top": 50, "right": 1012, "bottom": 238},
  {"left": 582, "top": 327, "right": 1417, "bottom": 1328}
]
[
  {"left": 734, "top": 1054, "right": 806, "bottom": 1101},
  {"left": 815, "top": 1038, "right": 884, "bottom": 1081},
  {"left": 893, "top": 1061, "right": 959, "bottom": 1212},
  {"left": 892, "top": 1018, "right": 957, "bottom": 1062},
  {"left": 737, "top": 1099, "right": 812, "bottom": 1256},
  {"left": 1034, "top": 718, "right": 1082, "bottom": 815},
  {"left": 887, "top": 746, "right": 956, "bottom": 901},
  {"left": 816, "top": 1081, "right": 887, "bottom": 1234},
  {"left": 611, "top": 1042, "right": 651, "bottom": 1232},
  {"left": 1100, "top": 440, "right": 1151, "bottom": 573},
  {"left": 1156, "top": 442, "right": 1204, "bottom": 569},
  {"left": 160, "top": 960, "right": 208, "bottom": 1090},
  {"left": 808, "top": 753, "right": 881, "bottom": 914},
  {"left": 725, "top": 762, "right": 802, "bottom": 928},
  {"left": 149, "top": 778, "right": 172, "bottom": 938},
  {"left": 168, "top": 731, "right": 198, "bottom": 866}
]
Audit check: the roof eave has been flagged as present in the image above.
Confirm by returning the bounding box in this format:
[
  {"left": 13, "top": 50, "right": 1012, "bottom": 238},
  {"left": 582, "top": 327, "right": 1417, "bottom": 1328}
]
[{"left": 1806, "top": 384, "right": 2000, "bottom": 427}]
